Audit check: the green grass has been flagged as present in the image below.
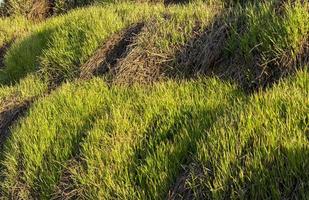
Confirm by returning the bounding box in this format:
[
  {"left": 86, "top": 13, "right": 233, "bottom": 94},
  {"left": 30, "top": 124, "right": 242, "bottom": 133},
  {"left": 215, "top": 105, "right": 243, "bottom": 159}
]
[
  {"left": 226, "top": 0, "right": 309, "bottom": 67},
  {"left": 1, "top": 6, "right": 126, "bottom": 83},
  {"left": 0, "top": 76, "right": 240, "bottom": 199},
  {"left": 0, "top": 1, "right": 308, "bottom": 200},
  {"left": 0, "top": 16, "right": 32, "bottom": 48},
  {"left": 1, "top": 2, "right": 219, "bottom": 84},
  {"left": 0, "top": 3, "right": 166, "bottom": 84},
  {"left": 186, "top": 69, "right": 309, "bottom": 199},
  {"left": 0, "top": 69, "right": 308, "bottom": 199},
  {"left": 0, "top": 74, "right": 47, "bottom": 107}
]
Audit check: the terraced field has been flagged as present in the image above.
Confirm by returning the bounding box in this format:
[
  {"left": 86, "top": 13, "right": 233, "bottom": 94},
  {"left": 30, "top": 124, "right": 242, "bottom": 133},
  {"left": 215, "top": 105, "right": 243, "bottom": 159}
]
[{"left": 0, "top": 0, "right": 308, "bottom": 199}]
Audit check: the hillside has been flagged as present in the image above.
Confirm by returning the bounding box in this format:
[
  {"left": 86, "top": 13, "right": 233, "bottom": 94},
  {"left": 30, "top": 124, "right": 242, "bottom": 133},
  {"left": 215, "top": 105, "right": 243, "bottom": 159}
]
[{"left": 0, "top": 0, "right": 308, "bottom": 199}]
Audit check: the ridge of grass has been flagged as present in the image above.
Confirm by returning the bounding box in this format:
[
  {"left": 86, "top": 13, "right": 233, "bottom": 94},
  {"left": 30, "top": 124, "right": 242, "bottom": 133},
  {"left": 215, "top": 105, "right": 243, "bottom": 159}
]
[
  {"left": 1, "top": 69, "right": 308, "bottom": 199},
  {"left": 0, "top": 77, "right": 240, "bottom": 199},
  {"left": 0, "top": 3, "right": 167, "bottom": 84},
  {"left": 179, "top": 69, "right": 309, "bottom": 199}
]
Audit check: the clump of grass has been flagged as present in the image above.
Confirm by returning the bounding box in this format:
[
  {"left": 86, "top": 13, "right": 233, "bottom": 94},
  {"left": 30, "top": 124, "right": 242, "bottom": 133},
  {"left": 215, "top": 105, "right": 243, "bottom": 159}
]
[
  {"left": 183, "top": 69, "right": 309, "bottom": 199},
  {"left": 0, "top": 16, "right": 32, "bottom": 69},
  {"left": 0, "top": 74, "right": 47, "bottom": 106},
  {"left": 0, "top": 16, "right": 32, "bottom": 48},
  {"left": 112, "top": 3, "right": 220, "bottom": 84},
  {"left": 1, "top": 6, "right": 122, "bottom": 84},
  {"left": 224, "top": 0, "right": 309, "bottom": 87}
]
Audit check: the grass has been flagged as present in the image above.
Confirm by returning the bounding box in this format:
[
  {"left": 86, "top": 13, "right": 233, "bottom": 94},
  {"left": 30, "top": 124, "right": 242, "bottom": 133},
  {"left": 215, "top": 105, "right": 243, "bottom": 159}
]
[
  {"left": 0, "top": 2, "right": 219, "bottom": 85},
  {"left": 0, "top": 74, "right": 47, "bottom": 107},
  {"left": 0, "top": 69, "right": 308, "bottom": 199},
  {"left": 0, "top": 16, "right": 32, "bottom": 48},
  {"left": 1, "top": 6, "right": 126, "bottom": 84},
  {"left": 0, "top": 1, "right": 307, "bottom": 199},
  {"left": 0, "top": 3, "right": 166, "bottom": 84},
  {"left": 0, "top": 76, "right": 240, "bottom": 199},
  {"left": 226, "top": 0, "right": 309, "bottom": 68},
  {"left": 186, "top": 69, "right": 309, "bottom": 199}
]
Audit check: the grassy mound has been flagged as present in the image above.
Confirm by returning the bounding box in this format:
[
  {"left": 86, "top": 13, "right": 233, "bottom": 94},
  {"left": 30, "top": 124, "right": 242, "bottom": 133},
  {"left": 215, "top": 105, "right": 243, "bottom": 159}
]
[
  {"left": 1, "top": 3, "right": 220, "bottom": 85},
  {"left": 0, "top": 76, "right": 240, "bottom": 199},
  {"left": 2, "top": 1, "right": 307, "bottom": 87},
  {"left": 180, "top": 70, "right": 309, "bottom": 199},
  {"left": 0, "top": 3, "right": 167, "bottom": 84}
]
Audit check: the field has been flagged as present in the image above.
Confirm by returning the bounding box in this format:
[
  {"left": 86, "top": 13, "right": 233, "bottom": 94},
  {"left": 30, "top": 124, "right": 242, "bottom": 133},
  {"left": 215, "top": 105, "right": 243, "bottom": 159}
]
[{"left": 0, "top": 0, "right": 308, "bottom": 199}]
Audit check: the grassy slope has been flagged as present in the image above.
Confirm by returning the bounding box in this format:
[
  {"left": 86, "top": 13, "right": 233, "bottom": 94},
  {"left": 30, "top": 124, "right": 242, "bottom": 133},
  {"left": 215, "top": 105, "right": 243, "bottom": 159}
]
[
  {"left": 189, "top": 70, "right": 309, "bottom": 199},
  {"left": 0, "top": 70, "right": 307, "bottom": 199},
  {"left": 0, "top": 1, "right": 307, "bottom": 199}
]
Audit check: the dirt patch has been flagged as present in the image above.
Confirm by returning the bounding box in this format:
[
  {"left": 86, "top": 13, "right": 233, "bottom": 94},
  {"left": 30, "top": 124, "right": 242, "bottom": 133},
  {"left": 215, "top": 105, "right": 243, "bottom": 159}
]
[
  {"left": 168, "top": 163, "right": 205, "bottom": 200},
  {"left": 51, "top": 159, "right": 85, "bottom": 200},
  {"left": 0, "top": 97, "right": 33, "bottom": 149},
  {"left": 80, "top": 23, "right": 145, "bottom": 79},
  {"left": 0, "top": 42, "right": 10, "bottom": 68}
]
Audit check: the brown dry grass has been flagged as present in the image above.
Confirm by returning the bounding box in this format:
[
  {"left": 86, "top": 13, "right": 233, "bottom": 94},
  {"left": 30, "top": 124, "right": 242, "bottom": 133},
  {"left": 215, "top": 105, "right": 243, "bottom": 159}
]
[
  {"left": 51, "top": 159, "right": 85, "bottom": 200},
  {"left": 172, "top": 17, "right": 230, "bottom": 79},
  {"left": 0, "top": 42, "right": 11, "bottom": 69},
  {"left": 167, "top": 163, "right": 206, "bottom": 200},
  {"left": 28, "top": 0, "right": 53, "bottom": 21},
  {"left": 0, "top": 96, "right": 32, "bottom": 149},
  {"left": 80, "top": 23, "right": 145, "bottom": 80},
  {"left": 110, "top": 19, "right": 180, "bottom": 85}
]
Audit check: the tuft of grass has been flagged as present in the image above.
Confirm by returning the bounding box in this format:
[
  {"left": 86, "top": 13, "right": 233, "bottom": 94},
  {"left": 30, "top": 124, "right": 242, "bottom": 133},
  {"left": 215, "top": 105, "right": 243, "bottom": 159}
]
[
  {"left": 226, "top": 0, "right": 309, "bottom": 69},
  {"left": 0, "top": 74, "right": 47, "bottom": 107}
]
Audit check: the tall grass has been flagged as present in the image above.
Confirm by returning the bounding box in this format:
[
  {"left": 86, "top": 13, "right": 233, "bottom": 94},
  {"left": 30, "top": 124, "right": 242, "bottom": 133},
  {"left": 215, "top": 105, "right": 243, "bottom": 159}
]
[
  {"left": 0, "top": 1, "right": 307, "bottom": 199},
  {"left": 0, "top": 3, "right": 167, "bottom": 84},
  {"left": 185, "top": 69, "right": 309, "bottom": 199},
  {"left": 226, "top": 0, "right": 309, "bottom": 67},
  {"left": 1, "top": 2, "right": 219, "bottom": 85},
  {"left": 1, "top": 69, "right": 308, "bottom": 199},
  {"left": 0, "top": 77, "right": 240, "bottom": 199}
]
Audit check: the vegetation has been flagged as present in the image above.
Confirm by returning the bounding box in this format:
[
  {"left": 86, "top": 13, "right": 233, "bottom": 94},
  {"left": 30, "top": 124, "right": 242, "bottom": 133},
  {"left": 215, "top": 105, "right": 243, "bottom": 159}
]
[{"left": 0, "top": 0, "right": 307, "bottom": 199}]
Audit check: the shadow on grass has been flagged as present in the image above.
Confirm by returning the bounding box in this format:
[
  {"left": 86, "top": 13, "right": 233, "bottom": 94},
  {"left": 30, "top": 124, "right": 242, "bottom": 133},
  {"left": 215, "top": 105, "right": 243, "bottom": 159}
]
[
  {"left": 0, "top": 25, "right": 57, "bottom": 85},
  {"left": 166, "top": 0, "right": 308, "bottom": 93},
  {"left": 168, "top": 145, "right": 309, "bottom": 199}
]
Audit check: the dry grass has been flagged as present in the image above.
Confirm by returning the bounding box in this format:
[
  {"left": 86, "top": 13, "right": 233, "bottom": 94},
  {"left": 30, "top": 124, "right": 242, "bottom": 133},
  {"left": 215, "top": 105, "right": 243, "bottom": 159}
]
[
  {"left": 111, "top": 20, "right": 166, "bottom": 85},
  {"left": 80, "top": 23, "right": 145, "bottom": 79},
  {"left": 0, "top": 43, "right": 10, "bottom": 68},
  {"left": 0, "top": 97, "right": 32, "bottom": 150}
]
